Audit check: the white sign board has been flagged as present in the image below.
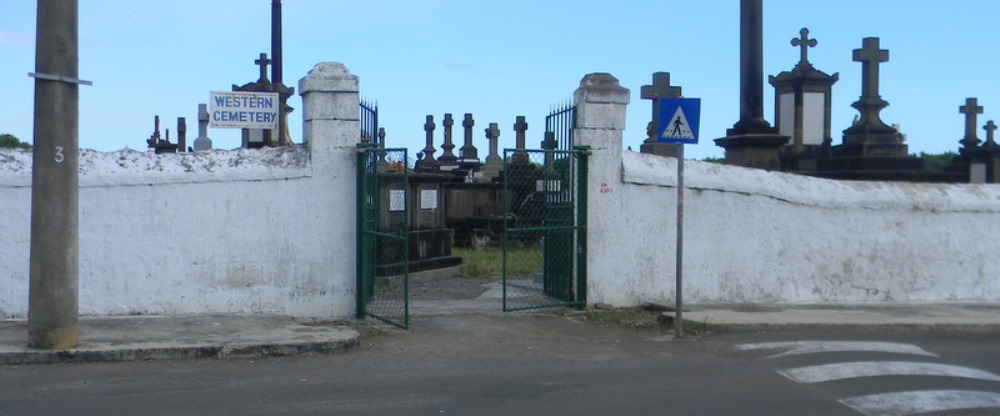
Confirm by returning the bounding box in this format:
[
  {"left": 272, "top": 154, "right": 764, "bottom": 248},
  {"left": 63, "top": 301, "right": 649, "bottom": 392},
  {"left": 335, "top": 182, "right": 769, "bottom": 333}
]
[
  {"left": 420, "top": 189, "right": 438, "bottom": 210},
  {"left": 208, "top": 91, "right": 279, "bottom": 129}
]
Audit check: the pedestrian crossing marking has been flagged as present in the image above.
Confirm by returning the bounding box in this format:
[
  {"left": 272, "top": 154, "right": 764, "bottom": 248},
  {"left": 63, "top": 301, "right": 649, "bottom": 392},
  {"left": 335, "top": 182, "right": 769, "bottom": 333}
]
[
  {"left": 841, "top": 390, "right": 1000, "bottom": 416},
  {"left": 735, "top": 341, "right": 938, "bottom": 359},
  {"left": 780, "top": 361, "right": 1000, "bottom": 384},
  {"left": 661, "top": 106, "right": 694, "bottom": 140}
]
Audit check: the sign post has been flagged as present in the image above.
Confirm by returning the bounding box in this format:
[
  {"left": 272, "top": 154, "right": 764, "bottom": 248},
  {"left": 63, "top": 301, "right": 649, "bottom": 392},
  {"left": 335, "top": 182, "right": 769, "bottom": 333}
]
[{"left": 657, "top": 98, "right": 701, "bottom": 337}]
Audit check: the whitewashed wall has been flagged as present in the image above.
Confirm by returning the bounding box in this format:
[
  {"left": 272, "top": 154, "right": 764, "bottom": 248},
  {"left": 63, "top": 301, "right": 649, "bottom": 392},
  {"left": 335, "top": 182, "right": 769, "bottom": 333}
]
[
  {"left": 576, "top": 73, "right": 1000, "bottom": 306},
  {"left": 0, "top": 62, "right": 360, "bottom": 319}
]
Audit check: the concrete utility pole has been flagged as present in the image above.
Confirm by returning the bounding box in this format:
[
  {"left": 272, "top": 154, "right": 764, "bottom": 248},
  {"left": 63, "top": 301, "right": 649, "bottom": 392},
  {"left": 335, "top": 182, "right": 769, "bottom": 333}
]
[{"left": 28, "top": 0, "right": 82, "bottom": 349}]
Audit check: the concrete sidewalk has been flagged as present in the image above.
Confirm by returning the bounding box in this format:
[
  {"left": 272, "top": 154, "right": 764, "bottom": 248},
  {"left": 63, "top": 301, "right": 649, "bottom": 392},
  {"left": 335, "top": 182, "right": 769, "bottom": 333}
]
[
  {"left": 0, "top": 315, "right": 359, "bottom": 366},
  {"left": 680, "top": 302, "right": 1000, "bottom": 332},
  {"left": 3, "top": 301, "right": 1000, "bottom": 366}
]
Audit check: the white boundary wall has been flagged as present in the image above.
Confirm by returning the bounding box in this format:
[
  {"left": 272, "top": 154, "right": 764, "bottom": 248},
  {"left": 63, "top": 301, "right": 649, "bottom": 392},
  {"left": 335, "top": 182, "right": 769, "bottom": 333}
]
[
  {"left": 0, "top": 62, "right": 359, "bottom": 319},
  {"left": 574, "top": 73, "right": 1000, "bottom": 307}
]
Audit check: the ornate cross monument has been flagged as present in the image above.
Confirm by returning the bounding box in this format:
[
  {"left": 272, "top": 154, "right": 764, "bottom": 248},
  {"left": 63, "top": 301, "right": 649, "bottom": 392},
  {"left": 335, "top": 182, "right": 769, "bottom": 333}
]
[
  {"left": 959, "top": 97, "right": 984, "bottom": 152},
  {"left": 438, "top": 113, "right": 458, "bottom": 167},
  {"left": 817, "top": 36, "right": 923, "bottom": 179},
  {"left": 640, "top": 72, "right": 682, "bottom": 157},
  {"left": 768, "top": 27, "right": 838, "bottom": 171},
  {"left": 714, "top": 0, "right": 789, "bottom": 170},
  {"left": 479, "top": 123, "right": 503, "bottom": 180},
  {"left": 513, "top": 116, "right": 529, "bottom": 163},
  {"left": 416, "top": 115, "right": 438, "bottom": 171}
]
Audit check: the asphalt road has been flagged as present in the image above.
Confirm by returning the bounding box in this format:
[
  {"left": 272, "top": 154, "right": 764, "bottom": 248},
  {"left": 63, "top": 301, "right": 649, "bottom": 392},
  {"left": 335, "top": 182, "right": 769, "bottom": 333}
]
[{"left": 3, "top": 312, "right": 1000, "bottom": 415}]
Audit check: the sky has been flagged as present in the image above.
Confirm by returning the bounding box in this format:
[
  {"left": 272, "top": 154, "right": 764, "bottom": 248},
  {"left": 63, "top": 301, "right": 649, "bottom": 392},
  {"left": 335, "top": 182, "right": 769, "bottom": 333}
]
[{"left": 2, "top": 0, "right": 998, "bottom": 161}]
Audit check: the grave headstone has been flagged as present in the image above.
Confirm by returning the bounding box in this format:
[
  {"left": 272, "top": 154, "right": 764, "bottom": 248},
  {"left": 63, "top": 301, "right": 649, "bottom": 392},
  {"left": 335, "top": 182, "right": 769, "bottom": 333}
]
[
  {"left": 193, "top": 103, "right": 213, "bottom": 151},
  {"left": 513, "top": 116, "right": 529, "bottom": 164},
  {"left": 177, "top": 117, "right": 187, "bottom": 152},
  {"left": 438, "top": 113, "right": 458, "bottom": 167},
  {"left": 460, "top": 113, "right": 479, "bottom": 163},
  {"left": 416, "top": 115, "right": 438, "bottom": 171},
  {"left": 768, "top": 27, "right": 838, "bottom": 171},
  {"left": 479, "top": 123, "right": 503, "bottom": 180},
  {"left": 639, "top": 72, "right": 682, "bottom": 157},
  {"left": 959, "top": 97, "right": 984, "bottom": 152}
]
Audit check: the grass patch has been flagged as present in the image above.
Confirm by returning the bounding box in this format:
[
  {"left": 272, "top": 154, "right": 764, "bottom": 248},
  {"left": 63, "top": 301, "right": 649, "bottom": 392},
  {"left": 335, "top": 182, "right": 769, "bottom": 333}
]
[{"left": 454, "top": 246, "right": 542, "bottom": 278}]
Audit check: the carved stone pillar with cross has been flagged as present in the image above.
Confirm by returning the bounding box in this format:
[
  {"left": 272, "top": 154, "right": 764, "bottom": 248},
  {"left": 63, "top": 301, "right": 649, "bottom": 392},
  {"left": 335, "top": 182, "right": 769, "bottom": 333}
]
[
  {"left": 513, "top": 116, "right": 529, "bottom": 164},
  {"left": 438, "top": 113, "right": 458, "bottom": 167},
  {"left": 193, "top": 104, "right": 213, "bottom": 151},
  {"left": 479, "top": 123, "right": 503, "bottom": 180},
  {"left": 983, "top": 120, "right": 1000, "bottom": 183},
  {"left": 959, "top": 98, "right": 984, "bottom": 153},
  {"left": 714, "top": 0, "right": 789, "bottom": 170},
  {"left": 416, "top": 115, "right": 438, "bottom": 171},
  {"left": 459, "top": 113, "right": 479, "bottom": 162},
  {"left": 640, "top": 72, "right": 681, "bottom": 157},
  {"left": 769, "top": 27, "right": 838, "bottom": 171}
]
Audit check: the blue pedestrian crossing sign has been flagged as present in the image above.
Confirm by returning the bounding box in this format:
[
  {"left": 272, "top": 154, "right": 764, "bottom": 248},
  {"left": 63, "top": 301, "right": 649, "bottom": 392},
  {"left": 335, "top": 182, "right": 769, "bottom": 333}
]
[{"left": 657, "top": 98, "right": 701, "bottom": 144}]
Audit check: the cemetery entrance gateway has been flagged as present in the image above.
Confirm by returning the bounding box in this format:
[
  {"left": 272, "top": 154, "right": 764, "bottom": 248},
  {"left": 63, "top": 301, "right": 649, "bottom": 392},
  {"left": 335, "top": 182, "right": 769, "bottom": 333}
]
[
  {"left": 356, "top": 144, "right": 410, "bottom": 329},
  {"left": 501, "top": 104, "right": 588, "bottom": 311}
]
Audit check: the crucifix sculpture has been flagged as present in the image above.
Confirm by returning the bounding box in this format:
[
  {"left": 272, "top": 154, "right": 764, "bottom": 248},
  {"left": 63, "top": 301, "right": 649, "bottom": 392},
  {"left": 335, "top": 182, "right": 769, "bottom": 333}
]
[
  {"left": 959, "top": 98, "right": 984, "bottom": 149},
  {"left": 791, "top": 28, "right": 816, "bottom": 67},
  {"left": 854, "top": 38, "right": 888, "bottom": 99},
  {"left": 255, "top": 53, "right": 272, "bottom": 83}
]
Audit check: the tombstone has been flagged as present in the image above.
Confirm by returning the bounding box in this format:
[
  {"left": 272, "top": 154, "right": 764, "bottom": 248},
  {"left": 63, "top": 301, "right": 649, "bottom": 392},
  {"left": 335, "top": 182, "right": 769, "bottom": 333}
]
[
  {"left": 639, "top": 72, "right": 682, "bottom": 157},
  {"left": 459, "top": 113, "right": 480, "bottom": 166},
  {"left": 983, "top": 120, "right": 1000, "bottom": 183},
  {"left": 146, "top": 115, "right": 178, "bottom": 154},
  {"left": 415, "top": 115, "right": 439, "bottom": 171},
  {"left": 816, "top": 37, "right": 924, "bottom": 178},
  {"left": 176, "top": 117, "right": 187, "bottom": 153},
  {"left": 769, "top": 28, "right": 839, "bottom": 171},
  {"left": 437, "top": 113, "right": 459, "bottom": 168},
  {"left": 512, "top": 116, "right": 529, "bottom": 164},
  {"left": 958, "top": 98, "right": 984, "bottom": 153},
  {"left": 479, "top": 123, "right": 503, "bottom": 181},
  {"left": 232, "top": 52, "right": 294, "bottom": 148},
  {"left": 193, "top": 104, "right": 213, "bottom": 151},
  {"left": 714, "top": 0, "right": 789, "bottom": 170}
]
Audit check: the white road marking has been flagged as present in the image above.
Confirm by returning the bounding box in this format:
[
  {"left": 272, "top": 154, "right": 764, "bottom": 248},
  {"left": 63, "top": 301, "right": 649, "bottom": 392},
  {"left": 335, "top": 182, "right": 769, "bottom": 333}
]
[
  {"left": 779, "top": 361, "right": 1000, "bottom": 384},
  {"left": 841, "top": 390, "right": 1000, "bottom": 416},
  {"left": 735, "top": 341, "right": 938, "bottom": 359}
]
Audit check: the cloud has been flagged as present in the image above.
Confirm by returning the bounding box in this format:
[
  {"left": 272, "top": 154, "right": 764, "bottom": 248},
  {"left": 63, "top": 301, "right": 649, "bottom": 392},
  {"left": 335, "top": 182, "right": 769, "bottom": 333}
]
[{"left": 0, "top": 32, "right": 34, "bottom": 47}]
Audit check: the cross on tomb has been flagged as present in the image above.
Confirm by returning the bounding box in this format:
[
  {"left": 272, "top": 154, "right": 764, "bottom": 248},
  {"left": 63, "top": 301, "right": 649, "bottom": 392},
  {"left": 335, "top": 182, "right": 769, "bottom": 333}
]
[
  {"left": 460, "top": 113, "right": 478, "bottom": 160},
  {"left": 422, "top": 115, "right": 437, "bottom": 162},
  {"left": 255, "top": 53, "right": 272, "bottom": 83},
  {"left": 439, "top": 113, "right": 457, "bottom": 164},
  {"left": 985, "top": 120, "right": 997, "bottom": 145},
  {"left": 791, "top": 28, "right": 817, "bottom": 66},
  {"left": 513, "top": 116, "right": 529, "bottom": 163},
  {"left": 853, "top": 37, "right": 889, "bottom": 98},
  {"left": 960, "top": 98, "right": 984, "bottom": 148},
  {"left": 640, "top": 72, "right": 682, "bottom": 142}
]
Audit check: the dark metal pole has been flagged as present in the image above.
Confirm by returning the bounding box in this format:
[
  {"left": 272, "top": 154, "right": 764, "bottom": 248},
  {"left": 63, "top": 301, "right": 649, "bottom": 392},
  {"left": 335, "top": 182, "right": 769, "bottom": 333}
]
[
  {"left": 29, "top": 0, "right": 80, "bottom": 349},
  {"left": 271, "top": 0, "right": 286, "bottom": 145}
]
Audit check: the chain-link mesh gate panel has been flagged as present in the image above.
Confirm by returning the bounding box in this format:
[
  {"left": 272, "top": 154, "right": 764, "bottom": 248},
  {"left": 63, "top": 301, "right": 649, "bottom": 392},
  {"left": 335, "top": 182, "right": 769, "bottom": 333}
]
[
  {"left": 357, "top": 146, "right": 409, "bottom": 329},
  {"left": 502, "top": 148, "right": 585, "bottom": 312}
]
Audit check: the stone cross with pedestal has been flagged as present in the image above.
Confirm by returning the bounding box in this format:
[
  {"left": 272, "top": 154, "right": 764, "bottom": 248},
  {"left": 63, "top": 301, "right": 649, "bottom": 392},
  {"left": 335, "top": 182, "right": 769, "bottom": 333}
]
[
  {"left": 639, "top": 72, "right": 682, "bottom": 157},
  {"left": 193, "top": 104, "right": 213, "bottom": 151},
  {"left": 438, "top": 113, "right": 458, "bottom": 167},
  {"left": 959, "top": 97, "right": 984, "bottom": 152},
  {"left": 416, "top": 115, "right": 438, "bottom": 171},
  {"left": 513, "top": 116, "right": 529, "bottom": 164},
  {"left": 479, "top": 123, "right": 503, "bottom": 180}
]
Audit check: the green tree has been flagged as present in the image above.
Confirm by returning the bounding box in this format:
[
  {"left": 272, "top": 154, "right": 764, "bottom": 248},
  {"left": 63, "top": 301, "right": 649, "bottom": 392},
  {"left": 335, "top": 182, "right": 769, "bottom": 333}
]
[
  {"left": 0, "top": 133, "right": 31, "bottom": 149},
  {"left": 913, "top": 151, "right": 957, "bottom": 173}
]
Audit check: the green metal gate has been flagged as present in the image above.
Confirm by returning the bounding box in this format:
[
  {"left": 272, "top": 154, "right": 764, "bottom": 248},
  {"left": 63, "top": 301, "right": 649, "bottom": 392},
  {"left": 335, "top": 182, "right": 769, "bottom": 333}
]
[
  {"left": 356, "top": 144, "right": 410, "bottom": 328},
  {"left": 502, "top": 147, "right": 589, "bottom": 312}
]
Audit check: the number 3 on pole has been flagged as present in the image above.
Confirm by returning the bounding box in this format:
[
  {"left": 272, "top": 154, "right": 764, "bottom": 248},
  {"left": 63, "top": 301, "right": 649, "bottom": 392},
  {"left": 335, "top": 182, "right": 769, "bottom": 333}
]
[{"left": 54, "top": 146, "right": 64, "bottom": 163}]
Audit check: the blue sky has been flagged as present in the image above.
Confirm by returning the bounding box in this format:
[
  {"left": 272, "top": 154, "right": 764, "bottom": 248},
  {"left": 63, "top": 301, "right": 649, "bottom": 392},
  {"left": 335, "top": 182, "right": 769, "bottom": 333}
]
[{"left": 2, "top": 0, "right": 997, "bottom": 161}]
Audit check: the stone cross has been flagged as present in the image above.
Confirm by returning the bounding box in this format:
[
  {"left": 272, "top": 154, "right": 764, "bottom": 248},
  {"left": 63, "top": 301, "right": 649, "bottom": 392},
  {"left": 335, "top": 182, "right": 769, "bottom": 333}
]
[
  {"left": 460, "top": 113, "right": 478, "bottom": 161},
  {"left": 791, "top": 27, "right": 817, "bottom": 66},
  {"left": 479, "top": 122, "right": 503, "bottom": 179},
  {"left": 255, "top": 53, "right": 272, "bottom": 83},
  {"left": 193, "top": 104, "right": 213, "bottom": 151},
  {"left": 438, "top": 113, "right": 457, "bottom": 165},
  {"left": 853, "top": 37, "right": 889, "bottom": 98},
  {"left": 640, "top": 72, "right": 682, "bottom": 143},
  {"left": 984, "top": 120, "right": 997, "bottom": 147},
  {"left": 513, "top": 116, "right": 529, "bottom": 163},
  {"left": 960, "top": 98, "right": 984, "bottom": 148},
  {"left": 421, "top": 115, "right": 438, "bottom": 169},
  {"left": 177, "top": 117, "right": 187, "bottom": 152}
]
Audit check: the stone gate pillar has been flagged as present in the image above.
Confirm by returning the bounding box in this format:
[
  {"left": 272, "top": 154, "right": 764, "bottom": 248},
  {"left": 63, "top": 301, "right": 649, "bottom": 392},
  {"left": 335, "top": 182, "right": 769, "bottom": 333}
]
[
  {"left": 298, "top": 62, "right": 361, "bottom": 316},
  {"left": 573, "top": 73, "right": 630, "bottom": 305},
  {"left": 299, "top": 62, "right": 360, "bottom": 167}
]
